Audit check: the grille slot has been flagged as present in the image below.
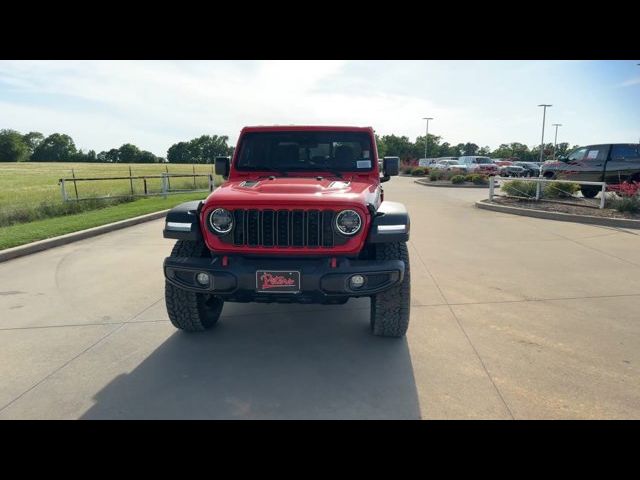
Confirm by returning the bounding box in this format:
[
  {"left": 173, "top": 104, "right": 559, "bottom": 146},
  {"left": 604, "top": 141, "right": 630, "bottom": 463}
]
[
  {"left": 247, "top": 209, "right": 260, "bottom": 246},
  {"left": 291, "top": 210, "right": 304, "bottom": 247},
  {"left": 307, "top": 210, "right": 320, "bottom": 247},
  {"left": 230, "top": 209, "right": 338, "bottom": 248},
  {"left": 277, "top": 210, "right": 289, "bottom": 246},
  {"left": 233, "top": 210, "right": 245, "bottom": 245}
]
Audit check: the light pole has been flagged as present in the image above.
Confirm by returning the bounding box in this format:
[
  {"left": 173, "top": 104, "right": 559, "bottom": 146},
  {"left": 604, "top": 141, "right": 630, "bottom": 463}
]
[
  {"left": 538, "top": 104, "right": 552, "bottom": 166},
  {"left": 552, "top": 123, "right": 562, "bottom": 160},
  {"left": 422, "top": 117, "right": 433, "bottom": 160}
]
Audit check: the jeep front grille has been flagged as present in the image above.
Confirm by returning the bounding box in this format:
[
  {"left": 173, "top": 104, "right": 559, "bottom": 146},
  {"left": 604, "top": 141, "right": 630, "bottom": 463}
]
[{"left": 231, "top": 209, "right": 336, "bottom": 248}]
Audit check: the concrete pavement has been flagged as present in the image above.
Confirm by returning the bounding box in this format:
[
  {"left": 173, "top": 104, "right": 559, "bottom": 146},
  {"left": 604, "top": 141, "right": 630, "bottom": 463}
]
[{"left": 1, "top": 176, "right": 638, "bottom": 419}]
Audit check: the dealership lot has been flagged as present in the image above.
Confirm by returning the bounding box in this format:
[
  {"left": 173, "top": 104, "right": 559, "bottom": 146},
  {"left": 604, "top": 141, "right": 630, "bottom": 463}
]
[{"left": 0, "top": 175, "right": 638, "bottom": 419}]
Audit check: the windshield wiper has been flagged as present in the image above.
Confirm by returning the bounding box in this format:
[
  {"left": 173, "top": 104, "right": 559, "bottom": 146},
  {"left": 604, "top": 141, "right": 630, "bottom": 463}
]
[
  {"left": 246, "top": 165, "right": 288, "bottom": 177},
  {"left": 318, "top": 169, "right": 343, "bottom": 179}
]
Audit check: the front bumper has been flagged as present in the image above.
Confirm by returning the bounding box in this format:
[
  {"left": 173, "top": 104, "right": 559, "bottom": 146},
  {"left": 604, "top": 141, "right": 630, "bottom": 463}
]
[{"left": 164, "top": 255, "right": 405, "bottom": 303}]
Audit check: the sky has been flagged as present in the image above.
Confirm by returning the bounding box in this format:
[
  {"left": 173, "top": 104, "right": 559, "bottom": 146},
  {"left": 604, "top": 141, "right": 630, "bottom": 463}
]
[{"left": 1, "top": 60, "right": 639, "bottom": 157}]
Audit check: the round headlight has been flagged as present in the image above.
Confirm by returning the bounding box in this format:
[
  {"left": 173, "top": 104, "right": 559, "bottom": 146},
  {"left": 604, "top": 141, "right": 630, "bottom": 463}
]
[
  {"left": 335, "top": 209, "right": 362, "bottom": 236},
  {"left": 208, "top": 208, "right": 233, "bottom": 234}
]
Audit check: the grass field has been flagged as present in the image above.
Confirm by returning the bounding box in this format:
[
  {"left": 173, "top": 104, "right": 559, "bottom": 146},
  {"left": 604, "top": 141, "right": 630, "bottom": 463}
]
[
  {"left": 0, "top": 162, "right": 222, "bottom": 250},
  {"left": 0, "top": 162, "right": 218, "bottom": 210},
  {"left": 0, "top": 192, "right": 207, "bottom": 250}
]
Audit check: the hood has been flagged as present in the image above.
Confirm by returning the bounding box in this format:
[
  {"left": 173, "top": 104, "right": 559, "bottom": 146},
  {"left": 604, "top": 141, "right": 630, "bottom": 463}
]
[{"left": 205, "top": 176, "right": 379, "bottom": 208}]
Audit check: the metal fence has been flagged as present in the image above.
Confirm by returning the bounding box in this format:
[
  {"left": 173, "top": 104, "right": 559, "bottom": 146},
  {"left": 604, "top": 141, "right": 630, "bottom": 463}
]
[
  {"left": 58, "top": 172, "right": 215, "bottom": 202},
  {"left": 489, "top": 176, "right": 608, "bottom": 209}
]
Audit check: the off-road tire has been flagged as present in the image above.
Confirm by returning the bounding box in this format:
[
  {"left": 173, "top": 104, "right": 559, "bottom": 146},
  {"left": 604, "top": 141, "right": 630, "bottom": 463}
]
[
  {"left": 165, "top": 240, "right": 224, "bottom": 332},
  {"left": 580, "top": 185, "right": 599, "bottom": 199},
  {"left": 370, "top": 242, "right": 411, "bottom": 338}
]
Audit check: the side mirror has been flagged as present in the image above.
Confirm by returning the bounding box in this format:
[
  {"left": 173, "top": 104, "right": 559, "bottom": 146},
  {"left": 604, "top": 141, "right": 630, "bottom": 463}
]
[
  {"left": 383, "top": 157, "right": 399, "bottom": 176},
  {"left": 215, "top": 156, "right": 230, "bottom": 179}
]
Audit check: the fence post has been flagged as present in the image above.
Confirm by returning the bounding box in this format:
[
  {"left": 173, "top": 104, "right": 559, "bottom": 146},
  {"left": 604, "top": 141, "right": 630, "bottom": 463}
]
[
  {"left": 208, "top": 174, "right": 214, "bottom": 192},
  {"left": 71, "top": 169, "right": 79, "bottom": 201},
  {"left": 144, "top": 178, "right": 148, "bottom": 196},
  {"left": 489, "top": 175, "right": 494, "bottom": 201},
  {"left": 162, "top": 173, "right": 168, "bottom": 199},
  {"left": 129, "top": 166, "right": 134, "bottom": 196},
  {"left": 165, "top": 164, "right": 171, "bottom": 190},
  {"left": 600, "top": 183, "right": 606, "bottom": 209},
  {"left": 193, "top": 165, "right": 197, "bottom": 189},
  {"left": 536, "top": 180, "right": 541, "bottom": 200},
  {"left": 60, "top": 179, "right": 68, "bottom": 202}
]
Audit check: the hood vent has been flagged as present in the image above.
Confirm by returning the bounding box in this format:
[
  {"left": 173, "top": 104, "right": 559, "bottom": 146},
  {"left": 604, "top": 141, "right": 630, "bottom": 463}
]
[{"left": 240, "top": 180, "right": 260, "bottom": 188}]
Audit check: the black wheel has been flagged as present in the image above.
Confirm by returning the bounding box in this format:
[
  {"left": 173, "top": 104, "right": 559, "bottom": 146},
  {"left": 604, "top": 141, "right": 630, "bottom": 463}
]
[
  {"left": 580, "top": 185, "right": 599, "bottom": 199},
  {"left": 165, "top": 240, "right": 224, "bottom": 332},
  {"left": 370, "top": 242, "right": 411, "bottom": 338}
]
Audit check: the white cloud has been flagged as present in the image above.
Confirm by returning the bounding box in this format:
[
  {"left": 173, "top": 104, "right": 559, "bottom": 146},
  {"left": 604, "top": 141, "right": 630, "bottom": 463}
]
[{"left": 1, "top": 60, "right": 638, "bottom": 156}]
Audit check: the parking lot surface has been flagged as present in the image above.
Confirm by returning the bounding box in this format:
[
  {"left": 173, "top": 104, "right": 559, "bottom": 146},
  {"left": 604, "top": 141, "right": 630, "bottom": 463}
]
[{"left": 1, "top": 176, "right": 639, "bottom": 419}]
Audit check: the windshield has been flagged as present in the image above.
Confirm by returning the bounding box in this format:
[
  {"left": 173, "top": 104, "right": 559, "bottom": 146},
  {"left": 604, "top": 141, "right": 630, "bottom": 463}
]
[
  {"left": 474, "top": 158, "right": 492, "bottom": 164},
  {"left": 236, "top": 131, "right": 374, "bottom": 173}
]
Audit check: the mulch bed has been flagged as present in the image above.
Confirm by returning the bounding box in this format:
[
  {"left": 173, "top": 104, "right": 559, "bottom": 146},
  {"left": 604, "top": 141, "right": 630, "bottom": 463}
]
[{"left": 492, "top": 196, "right": 640, "bottom": 220}]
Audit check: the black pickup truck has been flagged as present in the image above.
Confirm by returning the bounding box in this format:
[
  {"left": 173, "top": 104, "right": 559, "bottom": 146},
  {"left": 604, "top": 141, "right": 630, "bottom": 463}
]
[{"left": 541, "top": 144, "right": 640, "bottom": 198}]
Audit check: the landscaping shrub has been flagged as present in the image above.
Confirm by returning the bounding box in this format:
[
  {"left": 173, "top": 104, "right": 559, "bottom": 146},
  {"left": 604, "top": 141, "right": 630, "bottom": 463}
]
[
  {"left": 429, "top": 170, "right": 444, "bottom": 181},
  {"left": 464, "top": 174, "right": 474, "bottom": 182},
  {"left": 411, "top": 167, "right": 426, "bottom": 176},
  {"left": 471, "top": 174, "right": 488, "bottom": 185},
  {"left": 500, "top": 180, "right": 538, "bottom": 198},
  {"left": 609, "top": 197, "right": 640, "bottom": 214},
  {"left": 543, "top": 182, "right": 580, "bottom": 198},
  {"left": 606, "top": 181, "right": 640, "bottom": 214},
  {"left": 450, "top": 175, "right": 465, "bottom": 184},
  {"left": 402, "top": 166, "right": 414, "bottom": 175}
]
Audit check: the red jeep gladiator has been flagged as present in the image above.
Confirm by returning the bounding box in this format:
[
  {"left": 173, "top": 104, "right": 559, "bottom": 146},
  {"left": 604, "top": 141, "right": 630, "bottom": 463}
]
[{"left": 162, "top": 126, "right": 411, "bottom": 337}]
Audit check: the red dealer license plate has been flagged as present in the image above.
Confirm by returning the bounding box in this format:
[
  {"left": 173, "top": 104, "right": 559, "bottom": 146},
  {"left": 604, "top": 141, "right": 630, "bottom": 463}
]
[{"left": 256, "top": 270, "right": 300, "bottom": 293}]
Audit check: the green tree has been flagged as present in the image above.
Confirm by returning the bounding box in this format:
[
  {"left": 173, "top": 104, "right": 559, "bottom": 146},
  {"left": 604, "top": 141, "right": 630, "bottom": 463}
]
[
  {"left": 117, "top": 143, "right": 142, "bottom": 163},
  {"left": 461, "top": 142, "right": 479, "bottom": 156},
  {"left": 138, "top": 150, "right": 160, "bottom": 163},
  {"left": 22, "top": 131, "right": 44, "bottom": 157},
  {"left": 167, "top": 135, "right": 233, "bottom": 163},
  {"left": 97, "top": 148, "right": 120, "bottom": 163},
  {"left": 31, "top": 133, "right": 77, "bottom": 161},
  {"left": 414, "top": 134, "right": 441, "bottom": 159},
  {"left": 167, "top": 141, "right": 191, "bottom": 163},
  {"left": 378, "top": 135, "right": 415, "bottom": 161},
  {"left": 0, "top": 129, "right": 29, "bottom": 162}
]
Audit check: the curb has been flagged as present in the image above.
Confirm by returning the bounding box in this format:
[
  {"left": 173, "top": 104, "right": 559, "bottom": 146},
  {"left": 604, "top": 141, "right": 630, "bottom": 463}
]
[
  {"left": 0, "top": 209, "right": 170, "bottom": 263},
  {"left": 415, "top": 179, "right": 488, "bottom": 188},
  {"left": 475, "top": 200, "right": 640, "bottom": 229}
]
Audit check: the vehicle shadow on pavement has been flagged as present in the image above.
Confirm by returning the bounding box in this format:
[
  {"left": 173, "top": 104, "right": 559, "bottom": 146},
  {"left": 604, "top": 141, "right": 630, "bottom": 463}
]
[{"left": 80, "top": 299, "right": 421, "bottom": 419}]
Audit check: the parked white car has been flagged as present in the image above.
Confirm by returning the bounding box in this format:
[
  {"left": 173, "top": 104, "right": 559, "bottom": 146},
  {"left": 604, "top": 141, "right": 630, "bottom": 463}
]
[
  {"left": 456, "top": 156, "right": 499, "bottom": 175},
  {"left": 433, "top": 159, "right": 464, "bottom": 171}
]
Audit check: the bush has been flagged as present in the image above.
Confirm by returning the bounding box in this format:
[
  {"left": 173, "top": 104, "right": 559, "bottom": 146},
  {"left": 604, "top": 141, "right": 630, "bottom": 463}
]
[
  {"left": 402, "top": 166, "right": 414, "bottom": 175},
  {"left": 543, "top": 182, "right": 580, "bottom": 198},
  {"left": 471, "top": 174, "right": 488, "bottom": 185},
  {"left": 500, "top": 180, "right": 538, "bottom": 198},
  {"left": 609, "top": 197, "right": 640, "bottom": 214},
  {"left": 411, "top": 167, "right": 426, "bottom": 176},
  {"left": 464, "top": 174, "right": 474, "bottom": 182},
  {"left": 606, "top": 181, "right": 640, "bottom": 213},
  {"left": 429, "top": 170, "right": 444, "bottom": 181},
  {"left": 451, "top": 175, "right": 466, "bottom": 184}
]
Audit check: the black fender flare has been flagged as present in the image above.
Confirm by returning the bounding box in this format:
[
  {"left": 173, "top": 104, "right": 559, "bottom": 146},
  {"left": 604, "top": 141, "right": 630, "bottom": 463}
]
[
  {"left": 163, "top": 201, "right": 203, "bottom": 241},
  {"left": 366, "top": 201, "right": 410, "bottom": 244}
]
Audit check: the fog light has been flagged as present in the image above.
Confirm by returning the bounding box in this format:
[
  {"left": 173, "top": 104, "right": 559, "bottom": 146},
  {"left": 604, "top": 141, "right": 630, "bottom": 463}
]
[
  {"left": 196, "top": 272, "right": 210, "bottom": 286},
  {"left": 350, "top": 275, "right": 365, "bottom": 289}
]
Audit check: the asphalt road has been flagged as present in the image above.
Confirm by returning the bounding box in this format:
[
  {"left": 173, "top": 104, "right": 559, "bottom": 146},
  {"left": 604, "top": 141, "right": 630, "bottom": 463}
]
[{"left": 1, "top": 176, "right": 639, "bottom": 419}]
